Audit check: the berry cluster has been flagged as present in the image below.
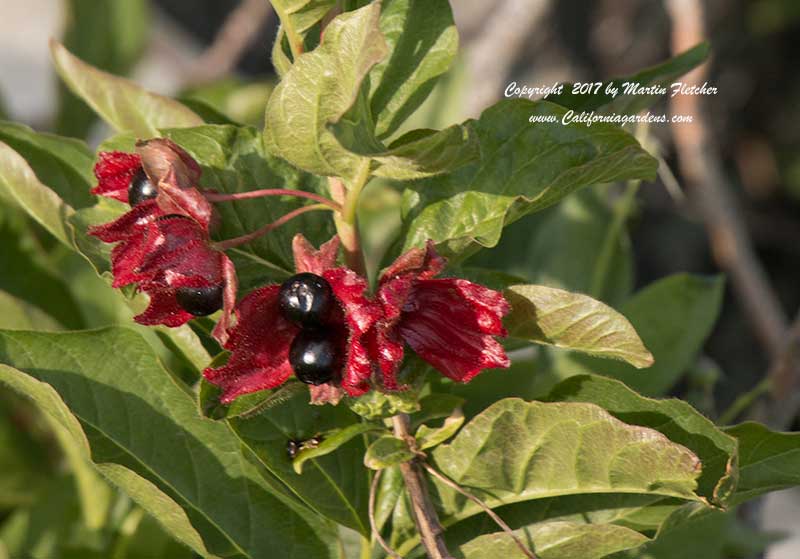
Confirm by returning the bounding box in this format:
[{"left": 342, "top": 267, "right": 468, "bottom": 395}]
[
  {"left": 279, "top": 273, "right": 339, "bottom": 385},
  {"left": 89, "top": 141, "right": 511, "bottom": 405}
]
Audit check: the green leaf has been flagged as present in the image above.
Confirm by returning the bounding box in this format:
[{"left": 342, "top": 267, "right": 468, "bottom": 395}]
[
  {"left": 432, "top": 399, "right": 703, "bottom": 507},
  {"left": 415, "top": 407, "right": 464, "bottom": 450},
  {"left": 399, "top": 100, "right": 658, "bottom": 259},
  {"left": 548, "top": 43, "right": 710, "bottom": 115},
  {"left": 293, "top": 422, "right": 383, "bottom": 474},
  {"left": 468, "top": 187, "right": 635, "bottom": 307},
  {"left": 364, "top": 435, "right": 415, "bottom": 470},
  {"left": 457, "top": 521, "right": 648, "bottom": 559},
  {"left": 57, "top": 0, "right": 150, "bottom": 138},
  {"left": 0, "top": 328, "right": 338, "bottom": 558},
  {"left": 366, "top": 124, "right": 479, "bottom": 180},
  {"left": 556, "top": 274, "right": 724, "bottom": 396},
  {"left": 264, "top": 3, "right": 387, "bottom": 179},
  {"left": 50, "top": 40, "right": 203, "bottom": 138},
  {"left": 271, "top": 0, "right": 337, "bottom": 54},
  {"left": 0, "top": 220, "right": 85, "bottom": 330},
  {"left": 369, "top": 0, "right": 459, "bottom": 138},
  {"left": 348, "top": 384, "right": 421, "bottom": 420},
  {"left": 505, "top": 284, "right": 653, "bottom": 368},
  {"left": 228, "top": 388, "right": 372, "bottom": 534},
  {"left": 0, "top": 290, "right": 62, "bottom": 331},
  {"left": 725, "top": 421, "right": 800, "bottom": 505},
  {"left": 0, "top": 141, "right": 75, "bottom": 247},
  {"left": 0, "top": 121, "right": 95, "bottom": 210},
  {"left": 97, "top": 464, "right": 213, "bottom": 557},
  {"left": 609, "top": 503, "right": 728, "bottom": 559},
  {"left": 546, "top": 374, "right": 737, "bottom": 505},
  {"left": 411, "top": 393, "right": 465, "bottom": 426}
]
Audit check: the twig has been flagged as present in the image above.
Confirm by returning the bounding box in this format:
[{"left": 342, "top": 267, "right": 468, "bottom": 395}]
[
  {"left": 665, "top": 0, "right": 787, "bottom": 361},
  {"left": 422, "top": 463, "right": 536, "bottom": 559},
  {"left": 391, "top": 414, "right": 454, "bottom": 559},
  {"left": 369, "top": 469, "right": 404, "bottom": 559},
  {"left": 203, "top": 188, "right": 342, "bottom": 211},
  {"left": 465, "top": 0, "right": 552, "bottom": 116},
  {"left": 187, "top": 0, "right": 273, "bottom": 85},
  {"left": 214, "top": 204, "right": 330, "bottom": 250},
  {"left": 761, "top": 315, "right": 800, "bottom": 428}
]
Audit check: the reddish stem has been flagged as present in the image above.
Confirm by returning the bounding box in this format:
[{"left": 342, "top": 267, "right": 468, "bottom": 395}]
[
  {"left": 214, "top": 205, "right": 330, "bottom": 250},
  {"left": 203, "top": 188, "right": 342, "bottom": 212}
]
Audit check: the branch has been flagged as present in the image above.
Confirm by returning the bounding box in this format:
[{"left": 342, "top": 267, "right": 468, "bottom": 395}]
[
  {"left": 391, "top": 414, "right": 454, "bottom": 559},
  {"left": 187, "top": 0, "right": 273, "bottom": 85},
  {"left": 665, "top": 0, "right": 787, "bottom": 361},
  {"left": 422, "top": 463, "right": 537, "bottom": 559},
  {"left": 465, "top": 0, "right": 552, "bottom": 116}
]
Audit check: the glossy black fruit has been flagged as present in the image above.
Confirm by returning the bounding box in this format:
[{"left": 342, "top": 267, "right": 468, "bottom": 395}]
[
  {"left": 289, "top": 330, "right": 338, "bottom": 385},
  {"left": 279, "top": 272, "right": 334, "bottom": 327},
  {"left": 175, "top": 284, "right": 223, "bottom": 316},
  {"left": 128, "top": 168, "right": 158, "bottom": 206}
]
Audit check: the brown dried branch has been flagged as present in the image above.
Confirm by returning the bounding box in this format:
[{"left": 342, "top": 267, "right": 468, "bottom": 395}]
[
  {"left": 187, "top": 0, "right": 273, "bottom": 85},
  {"left": 665, "top": 0, "right": 787, "bottom": 360},
  {"left": 391, "top": 414, "right": 454, "bottom": 559},
  {"left": 665, "top": 0, "right": 800, "bottom": 428},
  {"left": 464, "top": 0, "right": 552, "bottom": 116},
  {"left": 422, "top": 463, "right": 537, "bottom": 559}
]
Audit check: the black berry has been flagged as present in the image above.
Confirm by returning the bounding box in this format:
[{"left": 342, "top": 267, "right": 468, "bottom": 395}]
[
  {"left": 175, "top": 284, "right": 223, "bottom": 316},
  {"left": 279, "top": 273, "right": 334, "bottom": 328},
  {"left": 128, "top": 168, "right": 158, "bottom": 206},
  {"left": 289, "top": 330, "right": 339, "bottom": 385}
]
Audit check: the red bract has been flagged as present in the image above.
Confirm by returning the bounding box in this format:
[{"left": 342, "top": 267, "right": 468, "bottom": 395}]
[
  {"left": 88, "top": 141, "right": 235, "bottom": 339},
  {"left": 370, "top": 242, "right": 510, "bottom": 389},
  {"left": 204, "top": 235, "right": 380, "bottom": 405},
  {"left": 91, "top": 139, "right": 213, "bottom": 229},
  {"left": 91, "top": 151, "right": 142, "bottom": 203}
]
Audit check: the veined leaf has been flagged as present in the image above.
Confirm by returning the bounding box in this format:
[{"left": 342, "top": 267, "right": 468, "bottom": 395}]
[
  {"left": 399, "top": 100, "right": 658, "bottom": 259},
  {"left": 364, "top": 435, "right": 415, "bottom": 470},
  {"left": 432, "top": 399, "right": 703, "bottom": 506},
  {"left": 271, "top": 0, "right": 337, "bottom": 55},
  {"left": 505, "top": 284, "right": 653, "bottom": 368},
  {"left": 264, "top": 3, "right": 387, "bottom": 180},
  {"left": 228, "top": 388, "right": 372, "bottom": 535},
  {"left": 292, "top": 422, "right": 383, "bottom": 474},
  {"left": 610, "top": 502, "right": 729, "bottom": 559},
  {"left": 0, "top": 121, "right": 94, "bottom": 210},
  {"left": 50, "top": 40, "right": 203, "bottom": 138},
  {"left": 369, "top": 0, "right": 459, "bottom": 138},
  {"left": 546, "top": 374, "right": 737, "bottom": 505},
  {"left": 725, "top": 422, "right": 800, "bottom": 505},
  {"left": 458, "top": 521, "right": 648, "bottom": 559},
  {"left": 556, "top": 274, "right": 724, "bottom": 396},
  {"left": 0, "top": 141, "right": 75, "bottom": 247},
  {"left": 57, "top": 0, "right": 150, "bottom": 137},
  {"left": 0, "top": 328, "right": 338, "bottom": 558}
]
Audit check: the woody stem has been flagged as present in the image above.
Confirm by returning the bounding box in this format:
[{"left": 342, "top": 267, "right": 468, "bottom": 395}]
[
  {"left": 203, "top": 188, "right": 342, "bottom": 212},
  {"left": 391, "top": 413, "right": 454, "bottom": 559},
  {"left": 214, "top": 204, "right": 331, "bottom": 250}
]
